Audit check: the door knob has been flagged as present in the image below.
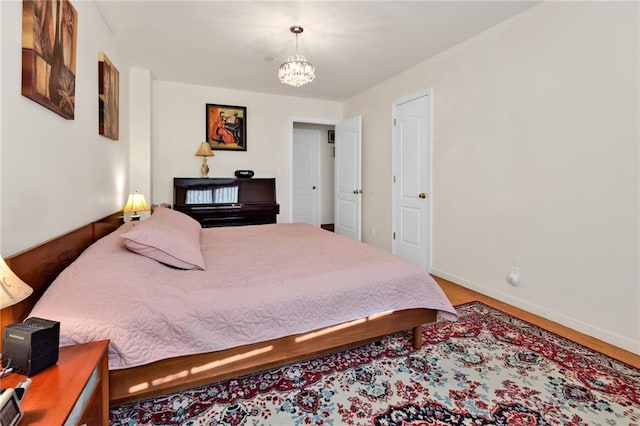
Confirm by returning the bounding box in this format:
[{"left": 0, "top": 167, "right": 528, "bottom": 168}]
[
  {"left": 312, "top": 186, "right": 316, "bottom": 190},
  {"left": 353, "top": 189, "right": 363, "bottom": 194},
  {"left": 418, "top": 192, "right": 427, "bottom": 199}
]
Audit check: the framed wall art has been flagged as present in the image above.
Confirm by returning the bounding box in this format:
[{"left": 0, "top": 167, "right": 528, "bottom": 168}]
[
  {"left": 206, "top": 104, "right": 247, "bottom": 151},
  {"left": 22, "top": 0, "right": 78, "bottom": 119},
  {"left": 98, "top": 52, "right": 119, "bottom": 140}
]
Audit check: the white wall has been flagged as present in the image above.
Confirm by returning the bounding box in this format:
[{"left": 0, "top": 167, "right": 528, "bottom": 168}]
[
  {"left": 344, "top": 2, "right": 639, "bottom": 353},
  {"left": 0, "top": 0, "right": 4, "bottom": 249},
  {"left": 0, "top": 1, "right": 130, "bottom": 256},
  {"left": 128, "top": 67, "right": 152, "bottom": 221},
  {"left": 150, "top": 80, "right": 342, "bottom": 221}
]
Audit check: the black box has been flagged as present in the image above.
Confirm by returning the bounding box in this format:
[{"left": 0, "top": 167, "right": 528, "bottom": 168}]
[
  {"left": 2, "top": 318, "right": 60, "bottom": 376},
  {"left": 234, "top": 169, "right": 254, "bottom": 178}
]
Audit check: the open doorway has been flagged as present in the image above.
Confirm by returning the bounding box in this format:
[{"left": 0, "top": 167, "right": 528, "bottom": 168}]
[{"left": 291, "top": 121, "right": 336, "bottom": 231}]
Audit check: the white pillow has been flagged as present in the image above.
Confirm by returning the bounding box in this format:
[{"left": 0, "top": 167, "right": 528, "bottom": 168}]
[{"left": 121, "top": 207, "right": 206, "bottom": 270}]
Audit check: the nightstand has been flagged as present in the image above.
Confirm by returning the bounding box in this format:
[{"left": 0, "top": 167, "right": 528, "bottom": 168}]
[{"left": 0, "top": 340, "right": 109, "bottom": 425}]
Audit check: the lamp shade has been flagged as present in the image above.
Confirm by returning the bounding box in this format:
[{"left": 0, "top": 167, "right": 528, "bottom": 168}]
[
  {"left": 123, "top": 192, "right": 150, "bottom": 214},
  {"left": 0, "top": 258, "right": 33, "bottom": 309},
  {"left": 195, "top": 142, "right": 215, "bottom": 157}
]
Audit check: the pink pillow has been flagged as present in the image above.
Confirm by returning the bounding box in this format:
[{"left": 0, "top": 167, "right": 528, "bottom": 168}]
[{"left": 121, "top": 207, "right": 206, "bottom": 270}]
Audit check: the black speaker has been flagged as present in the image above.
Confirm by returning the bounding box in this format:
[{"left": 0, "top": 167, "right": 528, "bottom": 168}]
[
  {"left": 234, "top": 170, "right": 254, "bottom": 178},
  {"left": 2, "top": 318, "right": 60, "bottom": 376}
]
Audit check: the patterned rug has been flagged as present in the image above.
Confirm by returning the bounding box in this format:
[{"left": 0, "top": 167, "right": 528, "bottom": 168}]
[{"left": 110, "top": 302, "right": 639, "bottom": 425}]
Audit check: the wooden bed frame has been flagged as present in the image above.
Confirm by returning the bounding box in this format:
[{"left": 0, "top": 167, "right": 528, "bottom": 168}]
[{"left": 0, "top": 212, "right": 438, "bottom": 405}]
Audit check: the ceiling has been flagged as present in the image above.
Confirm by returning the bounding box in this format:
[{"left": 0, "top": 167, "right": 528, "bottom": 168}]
[{"left": 95, "top": 1, "right": 540, "bottom": 101}]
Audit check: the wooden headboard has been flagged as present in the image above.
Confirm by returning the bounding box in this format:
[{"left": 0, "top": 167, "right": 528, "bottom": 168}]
[{"left": 0, "top": 212, "right": 123, "bottom": 340}]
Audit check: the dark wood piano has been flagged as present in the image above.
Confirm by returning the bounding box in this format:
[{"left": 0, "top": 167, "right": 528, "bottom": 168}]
[{"left": 173, "top": 177, "right": 279, "bottom": 227}]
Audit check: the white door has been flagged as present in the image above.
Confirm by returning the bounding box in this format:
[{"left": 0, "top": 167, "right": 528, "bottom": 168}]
[
  {"left": 335, "top": 116, "right": 362, "bottom": 241},
  {"left": 392, "top": 92, "right": 431, "bottom": 269},
  {"left": 292, "top": 128, "right": 320, "bottom": 226}
]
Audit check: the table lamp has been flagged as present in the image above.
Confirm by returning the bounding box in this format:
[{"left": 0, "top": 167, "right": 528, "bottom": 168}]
[
  {"left": 123, "top": 191, "right": 150, "bottom": 221},
  {"left": 0, "top": 258, "right": 33, "bottom": 310},
  {"left": 195, "top": 142, "right": 215, "bottom": 177}
]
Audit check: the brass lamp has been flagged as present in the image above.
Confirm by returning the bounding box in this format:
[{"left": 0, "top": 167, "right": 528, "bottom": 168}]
[
  {"left": 0, "top": 258, "right": 33, "bottom": 310},
  {"left": 195, "top": 142, "right": 215, "bottom": 177},
  {"left": 123, "top": 191, "right": 150, "bottom": 221}
]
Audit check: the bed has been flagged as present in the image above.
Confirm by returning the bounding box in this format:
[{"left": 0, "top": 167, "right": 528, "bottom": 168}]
[{"left": 2, "top": 209, "right": 456, "bottom": 405}]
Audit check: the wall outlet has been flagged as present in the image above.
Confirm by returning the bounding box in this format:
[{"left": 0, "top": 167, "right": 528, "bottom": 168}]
[
  {"left": 507, "top": 265, "right": 520, "bottom": 286},
  {"left": 371, "top": 227, "right": 376, "bottom": 236}
]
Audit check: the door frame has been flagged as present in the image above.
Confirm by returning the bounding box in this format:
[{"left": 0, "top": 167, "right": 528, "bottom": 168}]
[
  {"left": 391, "top": 89, "right": 433, "bottom": 270},
  {"left": 288, "top": 117, "right": 340, "bottom": 224}
]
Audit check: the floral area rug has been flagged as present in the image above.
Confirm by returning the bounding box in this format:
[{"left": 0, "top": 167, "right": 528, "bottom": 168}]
[{"left": 110, "top": 302, "right": 639, "bottom": 425}]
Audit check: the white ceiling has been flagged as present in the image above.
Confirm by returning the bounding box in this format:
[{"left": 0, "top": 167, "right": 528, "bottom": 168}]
[{"left": 95, "top": 1, "right": 540, "bottom": 101}]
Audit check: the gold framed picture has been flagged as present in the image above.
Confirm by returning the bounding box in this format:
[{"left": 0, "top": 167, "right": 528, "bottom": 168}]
[
  {"left": 21, "top": 0, "right": 78, "bottom": 119},
  {"left": 98, "top": 52, "right": 119, "bottom": 140}
]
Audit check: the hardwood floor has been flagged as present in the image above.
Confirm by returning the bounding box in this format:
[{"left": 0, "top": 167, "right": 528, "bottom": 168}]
[
  {"left": 320, "top": 224, "right": 335, "bottom": 232},
  {"left": 434, "top": 276, "right": 640, "bottom": 369}
]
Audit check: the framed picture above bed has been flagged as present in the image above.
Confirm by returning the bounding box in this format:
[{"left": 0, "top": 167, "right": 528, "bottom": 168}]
[
  {"left": 98, "top": 52, "right": 119, "bottom": 140},
  {"left": 21, "top": 0, "right": 78, "bottom": 120},
  {"left": 206, "top": 104, "right": 247, "bottom": 151}
]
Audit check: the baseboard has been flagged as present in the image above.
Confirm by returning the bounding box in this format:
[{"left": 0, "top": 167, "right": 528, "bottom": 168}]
[{"left": 431, "top": 268, "right": 640, "bottom": 355}]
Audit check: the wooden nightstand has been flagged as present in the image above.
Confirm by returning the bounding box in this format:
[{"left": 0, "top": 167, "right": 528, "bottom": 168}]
[{"left": 0, "top": 340, "right": 109, "bottom": 425}]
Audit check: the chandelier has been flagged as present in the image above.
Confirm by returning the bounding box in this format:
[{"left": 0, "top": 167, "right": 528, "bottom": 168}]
[{"left": 278, "top": 26, "right": 315, "bottom": 87}]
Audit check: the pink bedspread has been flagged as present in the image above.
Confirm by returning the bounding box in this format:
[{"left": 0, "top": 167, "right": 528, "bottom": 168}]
[{"left": 29, "top": 223, "right": 457, "bottom": 369}]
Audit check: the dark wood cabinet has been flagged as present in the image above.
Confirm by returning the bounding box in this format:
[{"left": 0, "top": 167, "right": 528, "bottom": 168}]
[{"left": 173, "top": 177, "right": 279, "bottom": 227}]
